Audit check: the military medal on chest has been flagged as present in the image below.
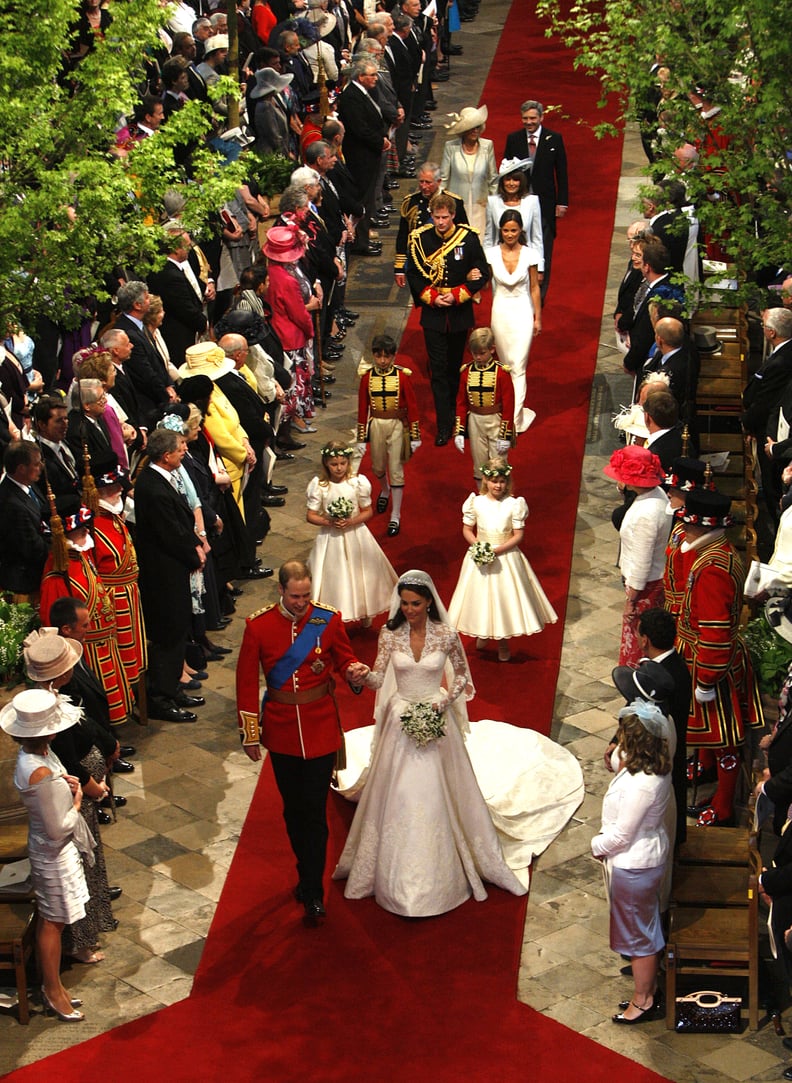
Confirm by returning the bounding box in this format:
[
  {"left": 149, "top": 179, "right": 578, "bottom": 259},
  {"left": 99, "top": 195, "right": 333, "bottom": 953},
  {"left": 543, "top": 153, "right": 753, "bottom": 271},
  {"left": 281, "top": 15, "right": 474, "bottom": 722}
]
[{"left": 310, "top": 635, "right": 325, "bottom": 674}]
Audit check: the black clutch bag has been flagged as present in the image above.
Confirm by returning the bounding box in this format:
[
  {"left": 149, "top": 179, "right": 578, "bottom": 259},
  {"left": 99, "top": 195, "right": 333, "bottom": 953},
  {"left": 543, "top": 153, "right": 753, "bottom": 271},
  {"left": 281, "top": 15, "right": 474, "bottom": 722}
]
[{"left": 675, "top": 990, "right": 742, "bottom": 1033}]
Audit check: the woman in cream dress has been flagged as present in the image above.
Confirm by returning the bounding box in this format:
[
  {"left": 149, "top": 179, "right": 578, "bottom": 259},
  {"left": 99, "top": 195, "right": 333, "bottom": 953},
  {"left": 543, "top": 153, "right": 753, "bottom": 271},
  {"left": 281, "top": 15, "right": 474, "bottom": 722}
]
[
  {"left": 486, "top": 210, "right": 542, "bottom": 432},
  {"left": 440, "top": 105, "right": 498, "bottom": 236}
]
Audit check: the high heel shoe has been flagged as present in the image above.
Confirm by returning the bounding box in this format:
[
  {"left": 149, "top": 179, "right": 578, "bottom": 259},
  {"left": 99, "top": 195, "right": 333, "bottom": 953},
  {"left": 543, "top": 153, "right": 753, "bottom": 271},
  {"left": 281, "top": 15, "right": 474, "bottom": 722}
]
[
  {"left": 612, "top": 992, "right": 662, "bottom": 1024},
  {"left": 41, "top": 989, "right": 85, "bottom": 1022}
]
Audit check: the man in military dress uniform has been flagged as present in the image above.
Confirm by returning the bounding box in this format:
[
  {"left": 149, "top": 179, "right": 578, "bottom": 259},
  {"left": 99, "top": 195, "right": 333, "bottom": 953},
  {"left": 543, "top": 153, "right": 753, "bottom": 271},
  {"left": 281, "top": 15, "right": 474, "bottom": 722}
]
[
  {"left": 453, "top": 327, "right": 515, "bottom": 484},
  {"left": 405, "top": 192, "right": 489, "bottom": 446},
  {"left": 236, "top": 560, "right": 368, "bottom": 926},
  {"left": 356, "top": 333, "right": 421, "bottom": 537},
  {"left": 674, "top": 489, "right": 763, "bottom": 826},
  {"left": 393, "top": 163, "right": 468, "bottom": 287}
]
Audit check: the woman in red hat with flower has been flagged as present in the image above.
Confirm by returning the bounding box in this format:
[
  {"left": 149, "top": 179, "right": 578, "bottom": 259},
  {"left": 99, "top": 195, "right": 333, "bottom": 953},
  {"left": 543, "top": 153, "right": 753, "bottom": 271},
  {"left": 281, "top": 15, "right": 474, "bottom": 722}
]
[{"left": 604, "top": 445, "right": 669, "bottom": 666}]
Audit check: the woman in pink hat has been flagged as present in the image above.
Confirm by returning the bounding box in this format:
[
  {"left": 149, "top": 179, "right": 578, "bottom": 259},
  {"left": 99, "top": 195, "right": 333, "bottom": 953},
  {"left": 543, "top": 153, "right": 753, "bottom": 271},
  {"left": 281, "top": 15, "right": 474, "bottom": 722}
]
[
  {"left": 263, "top": 224, "right": 322, "bottom": 435},
  {"left": 604, "top": 445, "right": 670, "bottom": 666}
]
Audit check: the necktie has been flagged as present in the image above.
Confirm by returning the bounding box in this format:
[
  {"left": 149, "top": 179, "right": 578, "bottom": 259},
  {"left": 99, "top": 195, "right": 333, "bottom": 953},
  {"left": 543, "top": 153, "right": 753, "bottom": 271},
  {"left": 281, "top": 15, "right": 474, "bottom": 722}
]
[
  {"left": 528, "top": 136, "right": 537, "bottom": 159},
  {"left": 58, "top": 445, "right": 76, "bottom": 475},
  {"left": 633, "top": 279, "right": 650, "bottom": 315},
  {"left": 180, "top": 261, "right": 203, "bottom": 302},
  {"left": 172, "top": 469, "right": 187, "bottom": 497}
]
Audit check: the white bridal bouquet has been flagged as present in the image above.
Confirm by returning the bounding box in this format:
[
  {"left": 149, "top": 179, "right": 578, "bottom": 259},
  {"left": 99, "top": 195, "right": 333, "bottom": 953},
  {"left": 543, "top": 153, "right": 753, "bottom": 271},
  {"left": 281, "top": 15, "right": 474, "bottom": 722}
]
[
  {"left": 327, "top": 496, "right": 355, "bottom": 520},
  {"left": 400, "top": 702, "right": 446, "bottom": 748},
  {"left": 470, "top": 540, "right": 495, "bottom": 567}
]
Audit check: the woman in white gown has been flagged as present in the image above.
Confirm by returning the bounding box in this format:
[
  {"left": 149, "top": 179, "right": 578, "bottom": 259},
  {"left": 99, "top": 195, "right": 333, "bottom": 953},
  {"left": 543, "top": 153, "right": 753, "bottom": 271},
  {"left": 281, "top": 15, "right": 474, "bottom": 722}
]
[
  {"left": 306, "top": 444, "right": 397, "bottom": 621},
  {"left": 333, "top": 571, "right": 528, "bottom": 916},
  {"left": 484, "top": 158, "right": 543, "bottom": 252},
  {"left": 486, "top": 210, "right": 542, "bottom": 433},
  {"left": 448, "top": 458, "right": 557, "bottom": 660}
]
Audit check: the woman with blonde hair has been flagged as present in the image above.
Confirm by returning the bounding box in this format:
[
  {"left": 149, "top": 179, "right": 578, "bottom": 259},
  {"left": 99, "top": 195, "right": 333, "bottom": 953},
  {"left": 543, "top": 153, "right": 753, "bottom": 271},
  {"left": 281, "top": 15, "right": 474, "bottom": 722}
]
[{"left": 440, "top": 104, "right": 497, "bottom": 235}]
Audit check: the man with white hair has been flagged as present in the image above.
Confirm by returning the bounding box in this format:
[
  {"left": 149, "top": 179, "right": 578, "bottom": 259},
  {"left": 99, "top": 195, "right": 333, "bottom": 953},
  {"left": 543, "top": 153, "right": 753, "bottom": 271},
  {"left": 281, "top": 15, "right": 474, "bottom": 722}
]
[{"left": 337, "top": 56, "right": 390, "bottom": 257}]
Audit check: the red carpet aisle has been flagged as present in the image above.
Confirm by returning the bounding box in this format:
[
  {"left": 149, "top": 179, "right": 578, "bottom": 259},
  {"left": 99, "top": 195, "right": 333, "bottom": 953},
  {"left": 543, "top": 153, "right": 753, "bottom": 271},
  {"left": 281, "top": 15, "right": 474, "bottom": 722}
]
[{"left": 3, "top": 4, "right": 672, "bottom": 1082}]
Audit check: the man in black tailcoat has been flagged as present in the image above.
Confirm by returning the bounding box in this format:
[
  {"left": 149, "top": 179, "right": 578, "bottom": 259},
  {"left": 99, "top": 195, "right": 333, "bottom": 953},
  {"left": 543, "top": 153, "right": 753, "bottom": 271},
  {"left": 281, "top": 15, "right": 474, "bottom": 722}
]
[{"left": 503, "top": 99, "right": 568, "bottom": 300}]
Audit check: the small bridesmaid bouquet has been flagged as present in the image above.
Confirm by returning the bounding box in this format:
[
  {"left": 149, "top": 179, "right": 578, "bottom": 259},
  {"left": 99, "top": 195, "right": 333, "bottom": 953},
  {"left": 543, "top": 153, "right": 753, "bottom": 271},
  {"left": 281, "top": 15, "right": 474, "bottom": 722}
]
[
  {"left": 327, "top": 496, "right": 355, "bottom": 520},
  {"left": 400, "top": 702, "right": 446, "bottom": 748},
  {"left": 470, "top": 541, "right": 495, "bottom": 567}
]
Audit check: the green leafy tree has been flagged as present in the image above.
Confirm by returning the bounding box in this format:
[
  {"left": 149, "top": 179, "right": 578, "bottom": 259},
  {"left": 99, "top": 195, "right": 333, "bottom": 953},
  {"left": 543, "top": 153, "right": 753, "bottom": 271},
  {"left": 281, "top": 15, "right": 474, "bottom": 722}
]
[
  {"left": 0, "top": 0, "right": 246, "bottom": 331},
  {"left": 537, "top": 0, "right": 792, "bottom": 300}
]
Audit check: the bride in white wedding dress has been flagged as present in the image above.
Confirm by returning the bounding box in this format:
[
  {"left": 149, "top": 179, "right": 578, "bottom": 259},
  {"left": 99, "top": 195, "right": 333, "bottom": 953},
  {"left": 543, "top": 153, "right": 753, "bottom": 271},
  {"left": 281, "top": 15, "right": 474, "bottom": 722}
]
[{"left": 333, "top": 571, "right": 584, "bottom": 917}]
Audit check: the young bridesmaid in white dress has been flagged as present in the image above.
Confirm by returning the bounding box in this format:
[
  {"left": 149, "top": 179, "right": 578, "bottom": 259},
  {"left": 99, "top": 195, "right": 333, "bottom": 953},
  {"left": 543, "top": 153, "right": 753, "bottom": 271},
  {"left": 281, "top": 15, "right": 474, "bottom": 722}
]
[
  {"left": 306, "top": 443, "right": 397, "bottom": 623},
  {"left": 448, "top": 457, "right": 557, "bottom": 661}
]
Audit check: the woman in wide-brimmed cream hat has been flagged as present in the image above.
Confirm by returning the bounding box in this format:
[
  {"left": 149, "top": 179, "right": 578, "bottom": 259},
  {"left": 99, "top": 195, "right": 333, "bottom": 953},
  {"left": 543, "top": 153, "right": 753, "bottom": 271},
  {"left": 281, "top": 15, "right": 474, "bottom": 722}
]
[{"left": 440, "top": 104, "right": 498, "bottom": 234}]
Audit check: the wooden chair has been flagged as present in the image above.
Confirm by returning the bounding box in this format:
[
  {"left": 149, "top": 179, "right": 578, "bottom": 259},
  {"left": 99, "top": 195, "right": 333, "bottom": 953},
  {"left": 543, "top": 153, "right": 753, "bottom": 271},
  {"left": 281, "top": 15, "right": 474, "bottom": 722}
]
[
  {"left": 671, "top": 863, "right": 748, "bottom": 907},
  {"left": 665, "top": 848, "right": 761, "bottom": 1030},
  {"left": 0, "top": 901, "right": 37, "bottom": 1024},
  {"left": 676, "top": 826, "right": 756, "bottom": 867}
]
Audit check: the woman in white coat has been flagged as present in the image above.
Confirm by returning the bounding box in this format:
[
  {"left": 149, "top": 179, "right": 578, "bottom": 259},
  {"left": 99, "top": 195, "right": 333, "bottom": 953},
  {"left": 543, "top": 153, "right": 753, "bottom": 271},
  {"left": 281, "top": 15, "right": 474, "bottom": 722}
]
[
  {"left": 440, "top": 105, "right": 498, "bottom": 236},
  {"left": 592, "top": 701, "right": 673, "bottom": 1026}
]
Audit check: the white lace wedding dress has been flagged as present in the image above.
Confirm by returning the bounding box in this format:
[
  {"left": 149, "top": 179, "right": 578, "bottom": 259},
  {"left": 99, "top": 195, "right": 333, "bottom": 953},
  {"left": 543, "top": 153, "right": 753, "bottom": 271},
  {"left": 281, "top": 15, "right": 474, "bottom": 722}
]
[{"left": 333, "top": 620, "right": 533, "bottom": 917}]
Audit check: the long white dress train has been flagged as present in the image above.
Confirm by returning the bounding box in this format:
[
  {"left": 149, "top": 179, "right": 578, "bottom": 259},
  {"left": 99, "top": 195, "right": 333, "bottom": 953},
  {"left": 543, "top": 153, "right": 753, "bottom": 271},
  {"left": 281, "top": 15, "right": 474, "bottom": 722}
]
[
  {"left": 486, "top": 244, "right": 542, "bottom": 432},
  {"left": 333, "top": 619, "right": 583, "bottom": 916}
]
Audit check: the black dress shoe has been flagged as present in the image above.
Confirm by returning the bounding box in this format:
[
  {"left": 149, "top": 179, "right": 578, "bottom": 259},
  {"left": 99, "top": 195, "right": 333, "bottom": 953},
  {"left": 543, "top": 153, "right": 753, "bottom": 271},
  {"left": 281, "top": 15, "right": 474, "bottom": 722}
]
[
  {"left": 267, "top": 484, "right": 289, "bottom": 496},
  {"left": 303, "top": 898, "right": 326, "bottom": 927},
  {"left": 434, "top": 430, "right": 450, "bottom": 446},
  {"left": 275, "top": 450, "right": 296, "bottom": 461},
  {"left": 175, "top": 693, "right": 206, "bottom": 708},
  {"left": 339, "top": 308, "right": 359, "bottom": 320},
  {"left": 386, "top": 520, "right": 401, "bottom": 536},
  {"left": 783, "top": 1069, "right": 792, "bottom": 1082},
  {"left": 240, "top": 566, "right": 274, "bottom": 579},
  {"left": 434, "top": 70, "right": 450, "bottom": 82},
  {"left": 97, "top": 808, "right": 112, "bottom": 825},
  {"left": 189, "top": 669, "right": 209, "bottom": 680},
  {"left": 101, "top": 794, "right": 127, "bottom": 808},
  {"left": 150, "top": 705, "right": 198, "bottom": 723},
  {"left": 119, "top": 745, "right": 136, "bottom": 757},
  {"left": 424, "top": 99, "right": 438, "bottom": 109},
  {"left": 261, "top": 494, "right": 286, "bottom": 508},
  {"left": 204, "top": 642, "right": 233, "bottom": 655},
  {"left": 180, "top": 678, "right": 202, "bottom": 691},
  {"left": 109, "top": 886, "right": 122, "bottom": 901},
  {"left": 112, "top": 918, "right": 119, "bottom": 930},
  {"left": 277, "top": 439, "right": 306, "bottom": 451},
  {"left": 448, "top": 44, "right": 463, "bottom": 54},
  {"left": 112, "top": 759, "right": 135, "bottom": 774},
  {"left": 354, "top": 244, "right": 383, "bottom": 257},
  {"left": 385, "top": 179, "right": 400, "bottom": 190},
  {"left": 376, "top": 493, "right": 389, "bottom": 514}
]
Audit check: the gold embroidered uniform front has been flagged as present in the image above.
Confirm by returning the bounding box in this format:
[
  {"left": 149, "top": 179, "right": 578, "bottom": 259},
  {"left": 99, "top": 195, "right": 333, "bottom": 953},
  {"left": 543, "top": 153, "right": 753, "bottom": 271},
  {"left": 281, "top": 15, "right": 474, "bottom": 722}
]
[
  {"left": 404, "top": 221, "right": 490, "bottom": 439},
  {"left": 393, "top": 188, "right": 467, "bottom": 273},
  {"left": 357, "top": 364, "right": 420, "bottom": 488},
  {"left": 455, "top": 359, "right": 515, "bottom": 480}
]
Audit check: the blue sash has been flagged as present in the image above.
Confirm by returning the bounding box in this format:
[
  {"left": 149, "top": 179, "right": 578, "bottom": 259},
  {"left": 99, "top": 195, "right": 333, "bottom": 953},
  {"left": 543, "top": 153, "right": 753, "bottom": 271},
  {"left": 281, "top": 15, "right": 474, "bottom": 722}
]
[{"left": 261, "top": 603, "right": 336, "bottom": 712}]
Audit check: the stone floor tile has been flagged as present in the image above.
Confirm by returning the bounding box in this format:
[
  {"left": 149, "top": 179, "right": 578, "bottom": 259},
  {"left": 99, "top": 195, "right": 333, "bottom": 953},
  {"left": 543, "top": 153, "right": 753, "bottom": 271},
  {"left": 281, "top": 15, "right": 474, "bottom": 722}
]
[
  {"left": 122, "top": 834, "right": 191, "bottom": 869},
  {"left": 698, "top": 1041, "right": 781, "bottom": 1081}
]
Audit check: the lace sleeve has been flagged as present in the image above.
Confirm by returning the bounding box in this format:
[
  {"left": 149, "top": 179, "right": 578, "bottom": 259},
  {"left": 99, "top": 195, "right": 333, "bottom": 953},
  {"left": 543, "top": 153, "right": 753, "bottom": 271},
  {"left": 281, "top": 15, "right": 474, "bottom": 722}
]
[
  {"left": 437, "top": 625, "right": 474, "bottom": 705},
  {"left": 364, "top": 626, "right": 396, "bottom": 690}
]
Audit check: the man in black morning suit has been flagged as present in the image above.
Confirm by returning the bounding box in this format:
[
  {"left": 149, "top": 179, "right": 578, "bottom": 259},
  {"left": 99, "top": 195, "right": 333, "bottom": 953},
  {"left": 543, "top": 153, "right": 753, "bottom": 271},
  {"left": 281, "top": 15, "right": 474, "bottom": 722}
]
[
  {"left": 114, "top": 281, "right": 177, "bottom": 427},
  {"left": 503, "top": 99, "right": 568, "bottom": 300},
  {"left": 336, "top": 56, "right": 390, "bottom": 255},
  {"left": 405, "top": 191, "right": 490, "bottom": 445},
  {"left": 147, "top": 227, "right": 209, "bottom": 366},
  {"left": 742, "top": 307, "right": 792, "bottom": 524},
  {"left": 133, "top": 428, "right": 204, "bottom": 723},
  {"left": 33, "top": 395, "right": 81, "bottom": 500},
  {"left": 0, "top": 441, "right": 50, "bottom": 600}
]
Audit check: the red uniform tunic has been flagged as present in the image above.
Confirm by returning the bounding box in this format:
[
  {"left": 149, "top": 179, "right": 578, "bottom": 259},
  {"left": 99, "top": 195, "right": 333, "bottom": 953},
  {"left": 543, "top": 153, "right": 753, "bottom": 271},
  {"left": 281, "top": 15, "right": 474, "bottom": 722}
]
[
  {"left": 236, "top": 601, "right": 359, "bottom": 758},
  {"left": 663, "top": 521, "right": 692, "bottom": 618},
  {"left": 356, "top": 365, "right": 421, "bottom": 444},
  {"left": 454, "top": 359, "right": 515, "bottom": 441},
  {"left": 675, "top": 534, "right": 763, "bottom": 748},
  {"left": 93, "top": 509, "right": 147, "bottom": 684},
  {"left": 40, "top": 551, "right": 134, "bottom": 726}
]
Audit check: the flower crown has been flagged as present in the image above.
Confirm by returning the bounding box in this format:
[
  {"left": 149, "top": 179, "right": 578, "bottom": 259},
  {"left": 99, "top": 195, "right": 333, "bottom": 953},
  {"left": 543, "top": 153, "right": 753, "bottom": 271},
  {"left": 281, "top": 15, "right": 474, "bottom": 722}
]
[
  {"left": 481, "top": 463, "right": 512, "bottom": 478},
  {"left": 321, "top": 444, "right": 354, "bottom": 458}
]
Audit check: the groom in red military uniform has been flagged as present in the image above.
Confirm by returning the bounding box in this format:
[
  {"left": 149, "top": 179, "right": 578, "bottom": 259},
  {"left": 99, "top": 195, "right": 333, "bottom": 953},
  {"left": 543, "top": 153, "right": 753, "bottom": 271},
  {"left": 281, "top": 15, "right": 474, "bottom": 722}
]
[{"left": 236, "top": 560, "right": 368, "bottom": 925}]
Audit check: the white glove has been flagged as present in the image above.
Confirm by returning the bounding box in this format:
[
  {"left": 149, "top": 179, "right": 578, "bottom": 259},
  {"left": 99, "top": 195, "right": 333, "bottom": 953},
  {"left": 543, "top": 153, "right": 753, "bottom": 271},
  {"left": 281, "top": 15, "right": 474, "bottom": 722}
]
[
  {"left": 453, "top": 435, "right": 465, "bottom": 454},
  {"left": 355, "top": 443, "right": 366, "bottom": 457},
  {"left": 495, "top": 439, "right": 511, "bottom": 456},
  {"left": 410, "top": 439, "right": 422, "bottom": 453},
  {"left": 694, "top": 685, "right": 717, "bottom": 704},
  {"left": 431, "top": 696, "right": 449, "bottom": 714}
]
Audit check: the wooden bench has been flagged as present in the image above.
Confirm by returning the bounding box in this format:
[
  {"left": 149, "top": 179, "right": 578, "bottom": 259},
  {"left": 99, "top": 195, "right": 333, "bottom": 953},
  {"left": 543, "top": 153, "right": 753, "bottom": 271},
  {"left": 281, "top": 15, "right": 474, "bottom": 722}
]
[{"left": 0, "top": 901, "right": 37, "bottom": 1024}]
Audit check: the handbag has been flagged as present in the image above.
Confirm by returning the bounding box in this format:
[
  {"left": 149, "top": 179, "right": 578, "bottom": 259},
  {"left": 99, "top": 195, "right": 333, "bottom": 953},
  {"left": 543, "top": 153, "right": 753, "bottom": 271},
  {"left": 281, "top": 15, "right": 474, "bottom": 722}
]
[{"left": 674, "top": 990, "right": 741, "bottom": 1033}]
